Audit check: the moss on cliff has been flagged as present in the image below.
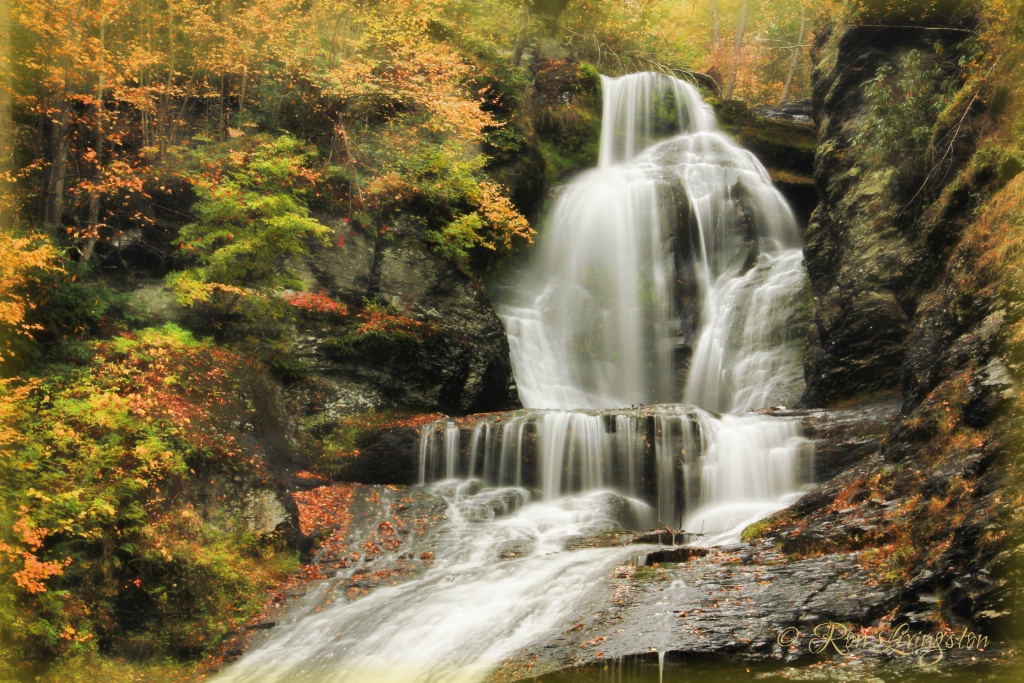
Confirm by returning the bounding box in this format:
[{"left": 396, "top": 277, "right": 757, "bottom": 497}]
[
  {"left": 750, "top": 2, "right": 1024, "bottom": 640},
  {"left": 802, "top": 15, "right": 989, "bottom": 405},
  {"left": 531, "top": 60, "right": 603, "bottom": 184},
  {"left": 711, "top": 98, "right": 817, "bottom": 178}
]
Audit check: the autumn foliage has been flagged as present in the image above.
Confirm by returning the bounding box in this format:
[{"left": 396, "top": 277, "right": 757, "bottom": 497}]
[
  {"left": 287, "top": 290, "right": 349, "bottom": 320},
  {"left": 9, "top": 0, "right": 535, "bottom": 274},
  {"left": 6, "top": 0, "right": 1018, "bottom": 679},
  {"left": 0, "top": 325, "right": 296, "bottom": 666},
  {"left": 1, "top": 4, "right": 552, "bottom": 668},
  {"left": 0, "top": 232, "right": 60, "bottom": 367}
]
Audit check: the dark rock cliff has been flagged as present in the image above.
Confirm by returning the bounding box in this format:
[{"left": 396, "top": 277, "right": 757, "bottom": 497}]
[
  {"left": 293, "top": 217, "right": 519, "bottom": 416},
  {"left": 801, "top": 21, "right": 989, "bottom": 406},
  {"left": 784, "top": 10, "right": 1019, "bottom": 635}
]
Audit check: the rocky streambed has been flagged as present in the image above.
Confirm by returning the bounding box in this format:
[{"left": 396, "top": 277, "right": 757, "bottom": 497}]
[
  {"left": 208, "top": 397, "right": 1015, "bottom": 682},
  {"left": 491, "top": 539, "right": 1005, "bottom": 682}
]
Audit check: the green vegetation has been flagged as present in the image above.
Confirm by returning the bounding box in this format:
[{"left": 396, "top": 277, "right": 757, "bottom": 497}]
[
  {"left": 852, "top": 47, "right": 961, "bottom": 177},
  {"left": 630, "top": 564, "right": 669, "bottom": 582},
  {"left": 0, "top": 325, "right": 297, "bottom": 677},
  {"left": 167, "top": 135, "right": 333, "bottom": 320},
  {"left": 2, "top": 0, "right": 1023, "bottom": 678},
  {"left": 740, "top": 517, "right": 775, "bottom": 543},
  {"left": 298, "top": 410, "right": 410, "bottom": 481},
  {"left": 531, "top": 60, "right": 603, "bottom": 182},
  {"left": 323, "top": 298, "right": 433, "bottom": 362}
]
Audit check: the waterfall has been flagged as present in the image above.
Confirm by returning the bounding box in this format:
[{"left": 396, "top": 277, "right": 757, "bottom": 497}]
[
  {"left": 497, "top": 73, "right": 806, "bottom": 412},
  {"left": 217, "top": 72, "right": 814, "bottom": 682},
  {"left": 216, "top": 483, "right": 638, "bottom": 683},
  {"left": 684, "top": 249, "right": 807, "bottom": 413},
  {"left": 496, "top": 163, "right": 677, "bottom": 409},
  {"left": 488, "top": 72, "right": 810, "bottom": 536},
  {"left": 416, "top": 406, "right": 810, "bottom": 540}
]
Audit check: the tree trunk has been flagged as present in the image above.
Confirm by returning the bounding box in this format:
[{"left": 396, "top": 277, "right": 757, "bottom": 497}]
[
  {"left": 710, "top": 0, "right": 720, "bottom": 46},
  {"left": 780, "top": 7, "right": 806, "bottom": 104},
  {"left": 512, "top": 0, "right": 532, "bottom": 67},
  {"left": 0, "top": 0, "right": 13, "bottom": 227},
  {"left": 157, "top": 20, "right": 174, "bottom": 156},
  {"left": 219, "top": 72, "right": 226, "bottom": 140},
  {"left": 42, "top": 102, "right": 70, "bottom": 229},
  {"left": 81, "top": 14, "right": 107, "bottom": 263},
  {"left": 238, "top": 63, "right": 248, "bottom": 119},
  {"left": 39, "top": 9, "right": 79, "bottom": 228},
  {"left": 81, "top": 18, "right": 106, "bottom": 265},
  {"left": 722, "top": 0, "right": 751, "bottom": 99}
]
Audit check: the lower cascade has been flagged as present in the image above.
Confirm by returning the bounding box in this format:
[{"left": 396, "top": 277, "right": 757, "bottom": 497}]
[
  {"left": 417, "top": 407, "right": 811, "bottom": 544},
  {"left": 217, "top": 72, "right": 814, "bottom": 682}
]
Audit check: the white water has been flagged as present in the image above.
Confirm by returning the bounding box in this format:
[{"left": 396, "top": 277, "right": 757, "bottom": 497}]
[
  {"left": 684, "top": 249, "right": 807, "bottom": 414},
  {"left": 498, "top": 74, "right": 805, "bottom": 412},
  {"left": 217, "top": 483, "right": 638, "bottom": 683},
  {"left": 487, "top": 72, "right": 811, "bottom": 538},
  {"left": 217, "top": 72, "right": 814, "bottom": 682},
  {"left": 416, "top": 406, "right": 811, "bottom": 537}
]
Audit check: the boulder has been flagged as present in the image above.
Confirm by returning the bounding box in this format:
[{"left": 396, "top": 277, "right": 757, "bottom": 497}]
[{"left": 298, "top": 217, "right": 520, "bottom": 415}]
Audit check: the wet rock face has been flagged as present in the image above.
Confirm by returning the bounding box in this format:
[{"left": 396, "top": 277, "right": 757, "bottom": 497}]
[
  {"left": 745, "top": 8, "right": 1013, "bottom": 645},
  {"left": 494, "top": 543, "right": 905, "bottom": 680},
  {"left": 712, "top": 99, "right": 818, "bottom": 224},
  {"left": 217, "top": 483, "right": 449, "bottom": 665},
  {"left": 300, "top": 218, "right": 520, "bottom": 415},
  {"left": 801, "top": 24, "right": 983, "bottom": 406},
  {"left": 769, "top": 399, "right": 900, "bottom": 482}
]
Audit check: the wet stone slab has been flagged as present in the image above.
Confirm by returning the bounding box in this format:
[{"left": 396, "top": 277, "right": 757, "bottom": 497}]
[
  {"left": 216, "top": 483, "right": 450, "bottom": 665},
  {"left": 491, "top": 542, "right": 901, "bottom": 681}
]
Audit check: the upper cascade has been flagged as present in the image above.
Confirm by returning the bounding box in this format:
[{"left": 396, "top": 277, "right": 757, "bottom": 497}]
[
  {"left": 597, "top": 72, "right": 715, "bottom": 166},
  {"left": 496, "top": 72, "right": 807, "bottom": 412}
]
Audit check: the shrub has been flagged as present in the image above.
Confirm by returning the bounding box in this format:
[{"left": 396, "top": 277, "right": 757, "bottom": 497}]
[
  {"left": 852, "top": 47, "right": 959, "bottom": 176},
  {"left": 0, "top": 325, "right": 296, "bottom": 669},
  {"left": 297, "top": 410, "right": 407, "bottom": 480},
  {"left": 167, "top": 135, "right": 333, "bottom": 320},
  {"left": 286, "top": 290, "right": 349, "bottom": 321},
  {"left": 327, "top": 299, "right": 429, "bottom": 360}
]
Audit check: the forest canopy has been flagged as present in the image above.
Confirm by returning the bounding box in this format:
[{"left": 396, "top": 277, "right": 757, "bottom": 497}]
[{"left": 3, "top": 0, "right": 820, "bottom": 257}]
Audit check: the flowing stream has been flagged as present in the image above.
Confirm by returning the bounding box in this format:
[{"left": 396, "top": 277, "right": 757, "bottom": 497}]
[{"left": 217, "top": 72, "right": 812, "bottom": 682}]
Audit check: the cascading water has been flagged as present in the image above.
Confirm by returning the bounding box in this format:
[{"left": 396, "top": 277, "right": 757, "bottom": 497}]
[
  {"left": 216, "top": 481, "right": 639, "bottom": 683},
  {"left": 498, "top": 73, "right": 805, "bottom": 412},
  {"left": 216, "top": 72, "right": 813, "bottom": 682},
  {"left": 485, "top": 72, "right": 810, "bottom": 537}
]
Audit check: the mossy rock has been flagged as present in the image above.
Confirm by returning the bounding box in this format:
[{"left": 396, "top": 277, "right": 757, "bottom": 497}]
[
  {"left": 711, "top": 98, "right": 817, "bottom": 179},
  {"left": 309, "top": 423, "right": 423, "bottom": 484},
  {"left": 741, "top": 517, "right": 776, "bottom": 543},
  {"left": 531, "top": 59, "right": 603, "bottom": 183},
  {"left": 969, "top": 143, "right": 1024, "bottom": 191}
]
